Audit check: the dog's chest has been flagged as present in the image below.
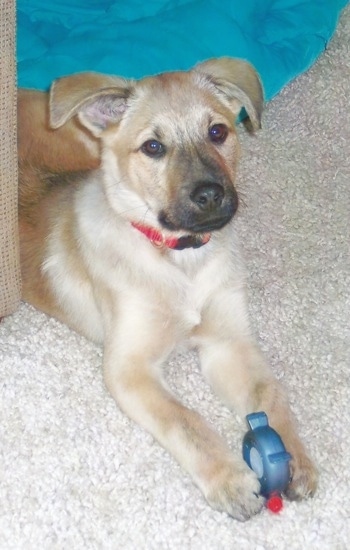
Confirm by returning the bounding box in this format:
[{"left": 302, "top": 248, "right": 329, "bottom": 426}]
[{"left": 99, "top": 242, "right": 209, "bottom": 340}]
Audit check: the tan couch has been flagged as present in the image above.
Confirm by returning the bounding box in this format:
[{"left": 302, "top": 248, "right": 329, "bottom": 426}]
[{"left": 0, "top": 0, "right": 21, "bottom": 317}]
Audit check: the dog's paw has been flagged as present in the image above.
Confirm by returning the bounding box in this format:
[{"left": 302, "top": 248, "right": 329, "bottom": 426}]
[
  {"left": 285, "top": 453, "right": 318, "bottom": 501},
  {"left": 203, "top": 461, "right": 264, "bottom": 521}
]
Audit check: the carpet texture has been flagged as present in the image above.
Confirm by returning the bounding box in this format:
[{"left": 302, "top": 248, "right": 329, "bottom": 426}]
[{"left": 1, "top": 6, "right": 349, "bottom": 550}]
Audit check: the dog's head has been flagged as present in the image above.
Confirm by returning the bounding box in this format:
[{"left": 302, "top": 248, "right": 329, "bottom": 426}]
[{"left": 50, "top": 58, "right": 263, "bottom": 235}]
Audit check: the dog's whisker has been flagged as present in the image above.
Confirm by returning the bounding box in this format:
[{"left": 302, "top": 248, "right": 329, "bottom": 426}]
[
  {"left": 117, "top": 205, "right": 149, "bottom": 217},
  {"left": 140, "top": 207, "right": 151, "bottom": 225},
  {"left": 237, "top": 191, "right": 248, "bottom": 209}
]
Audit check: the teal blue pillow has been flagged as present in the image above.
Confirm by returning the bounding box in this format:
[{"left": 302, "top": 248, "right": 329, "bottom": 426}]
[{"left": 17, "top": 0, "right": 348, "bottom": 100}]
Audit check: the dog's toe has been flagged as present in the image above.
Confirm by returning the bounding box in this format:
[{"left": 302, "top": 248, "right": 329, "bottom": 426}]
[
  {"left": 204, "top": 461, "right": 264, "bottom": 521},
  {"left": 284, "top": 454, "right": 318, "bottom": 501}
]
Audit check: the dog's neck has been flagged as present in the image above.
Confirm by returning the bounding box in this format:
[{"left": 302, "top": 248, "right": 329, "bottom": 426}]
[{"left": 131, "top": 222, "right": 211, "bottom": 251}]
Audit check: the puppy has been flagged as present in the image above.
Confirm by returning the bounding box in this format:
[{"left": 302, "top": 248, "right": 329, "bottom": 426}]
[{"left": 18, "top": 58, "right": 318, "bottom": 521}]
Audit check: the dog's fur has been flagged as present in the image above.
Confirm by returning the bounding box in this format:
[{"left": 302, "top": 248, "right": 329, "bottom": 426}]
[{"left": 18, "top": 58, "right": 318, "bottom": 521}]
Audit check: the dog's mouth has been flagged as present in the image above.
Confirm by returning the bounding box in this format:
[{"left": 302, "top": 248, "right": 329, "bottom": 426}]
[{"left": 158, "top": 211, "right": 234, "bottom": 233}]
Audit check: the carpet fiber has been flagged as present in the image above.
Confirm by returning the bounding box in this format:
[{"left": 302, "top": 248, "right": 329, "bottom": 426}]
[{"left": 1, "top": 6, "right": 349, "bottom": 549}]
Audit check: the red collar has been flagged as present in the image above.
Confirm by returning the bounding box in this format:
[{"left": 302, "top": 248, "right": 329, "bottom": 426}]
[{"left": 131, "top": 222, "right": 211, "bottom": 250}]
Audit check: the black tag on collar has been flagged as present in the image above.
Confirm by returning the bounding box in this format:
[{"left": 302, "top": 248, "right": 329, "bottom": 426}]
[{"left": 173, "top": 235, "right": 208, "bottom": 250}]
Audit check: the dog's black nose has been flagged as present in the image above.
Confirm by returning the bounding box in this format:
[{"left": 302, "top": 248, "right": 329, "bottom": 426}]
[{"left": 190, "top": 183, "right": 224, "bottom": 211}]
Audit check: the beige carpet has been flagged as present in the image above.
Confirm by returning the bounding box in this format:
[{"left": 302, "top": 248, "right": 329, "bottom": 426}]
[{"left": 1, "top": 6, "right": 349, "bottom": 549}]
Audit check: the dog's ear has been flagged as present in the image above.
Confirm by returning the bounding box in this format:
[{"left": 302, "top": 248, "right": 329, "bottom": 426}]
[
  {"left": 194, "top": 57, "right": 264, "bottom": 131},
  {"left": 50, "top": 72, "right": 133, "bottom": 137}
]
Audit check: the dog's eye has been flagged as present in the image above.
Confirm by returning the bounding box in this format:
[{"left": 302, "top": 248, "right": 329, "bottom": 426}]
[
  {"left": 141, "top": 140, "right": 165, "bottom": 158},
  {"left": 208, "top": 124, "right": 228, "bottom": 144}
]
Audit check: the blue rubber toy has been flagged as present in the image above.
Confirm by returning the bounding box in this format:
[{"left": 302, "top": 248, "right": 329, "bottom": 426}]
[{"left": 243, "top": 412, "right": 291, "bottom": 512}]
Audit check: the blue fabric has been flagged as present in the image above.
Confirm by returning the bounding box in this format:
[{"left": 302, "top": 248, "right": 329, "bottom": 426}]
[{"left": 17, "top": 0, "right": 348, "bottom": 100}]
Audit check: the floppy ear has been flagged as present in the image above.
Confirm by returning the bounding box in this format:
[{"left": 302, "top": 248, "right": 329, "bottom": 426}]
[
  {"left": 49, "top": 72, "right": 133, "bottom": 137},
  {"left": 194, "top": 57, "right": 264, "bottom": 131}
]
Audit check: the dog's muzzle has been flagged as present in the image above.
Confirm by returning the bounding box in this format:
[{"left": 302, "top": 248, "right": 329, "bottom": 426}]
[{"left": 159, "top": 181, "right": 238, "bottom": 233}]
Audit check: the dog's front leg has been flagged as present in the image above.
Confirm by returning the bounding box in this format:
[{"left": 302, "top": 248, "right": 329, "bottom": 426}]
[
  {"left": 196, "top": 288, "right": 318, "bottom": 502},
  {"left": 101, "top": 296, "right": 263, "bottom": 521}
]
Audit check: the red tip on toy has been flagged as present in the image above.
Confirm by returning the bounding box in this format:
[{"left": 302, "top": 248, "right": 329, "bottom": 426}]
[{"left": 266, "top": 493, "right": 283, "bottom": 513}]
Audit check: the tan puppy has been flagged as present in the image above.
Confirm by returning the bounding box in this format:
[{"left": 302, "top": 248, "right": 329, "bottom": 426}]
[{"left": 18, "top": 58, "right": 318, "bottom": 521}]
